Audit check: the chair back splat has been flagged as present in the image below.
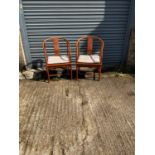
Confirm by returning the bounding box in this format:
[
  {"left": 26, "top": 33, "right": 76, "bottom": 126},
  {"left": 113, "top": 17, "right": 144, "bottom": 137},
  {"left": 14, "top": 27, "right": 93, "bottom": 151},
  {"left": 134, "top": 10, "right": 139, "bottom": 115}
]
[
  {"left": 87, "top": 36, "right": 93, "bottom": 55},
  {"left": 52, "top": 37, "right": 60, "bottom": 55}
]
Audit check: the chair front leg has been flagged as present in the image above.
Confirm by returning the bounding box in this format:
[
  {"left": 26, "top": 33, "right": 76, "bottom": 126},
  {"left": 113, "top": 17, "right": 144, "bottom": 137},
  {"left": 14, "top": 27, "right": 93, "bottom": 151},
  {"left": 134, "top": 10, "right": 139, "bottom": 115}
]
[
  {"left": 98, "top": 66, "right": 102, "bottom": 81},
  {"left": 93, "top": 70, "right": 95, "bottom": 80}
]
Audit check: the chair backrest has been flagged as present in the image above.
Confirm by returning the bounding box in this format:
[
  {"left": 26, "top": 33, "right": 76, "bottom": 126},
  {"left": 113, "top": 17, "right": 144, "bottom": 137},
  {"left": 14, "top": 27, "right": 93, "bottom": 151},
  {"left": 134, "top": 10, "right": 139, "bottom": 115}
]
[
  {"left": 76, "top": 35, "right": 104, "bottom": 57},
  {"left": 42, "top": 36, "right": 71, "bottom": 63}
]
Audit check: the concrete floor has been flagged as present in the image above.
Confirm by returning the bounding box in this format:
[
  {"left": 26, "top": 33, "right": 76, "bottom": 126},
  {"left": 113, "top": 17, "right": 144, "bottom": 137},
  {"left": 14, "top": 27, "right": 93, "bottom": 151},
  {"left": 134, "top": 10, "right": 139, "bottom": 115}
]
[{"left": 19, "top": 74, "right": 135, "bottom": 155}]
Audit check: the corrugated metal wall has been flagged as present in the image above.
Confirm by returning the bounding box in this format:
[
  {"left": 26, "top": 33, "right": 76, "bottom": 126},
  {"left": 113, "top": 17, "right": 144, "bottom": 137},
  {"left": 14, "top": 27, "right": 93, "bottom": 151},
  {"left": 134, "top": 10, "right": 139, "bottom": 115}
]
[{"left": 21, "top": 0, "right": 132, "bottom": 68}]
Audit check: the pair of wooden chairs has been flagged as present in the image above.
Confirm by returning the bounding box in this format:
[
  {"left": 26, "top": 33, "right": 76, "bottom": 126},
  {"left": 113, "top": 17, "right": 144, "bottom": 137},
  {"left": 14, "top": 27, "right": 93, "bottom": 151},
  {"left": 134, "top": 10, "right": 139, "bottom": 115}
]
[{"left": 42, "top": 35, "right": 104, "bottom": 82}]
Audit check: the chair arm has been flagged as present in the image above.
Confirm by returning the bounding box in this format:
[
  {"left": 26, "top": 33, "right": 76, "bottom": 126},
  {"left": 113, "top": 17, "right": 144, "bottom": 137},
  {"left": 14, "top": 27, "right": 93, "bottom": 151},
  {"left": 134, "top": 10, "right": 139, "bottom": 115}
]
[
  {"left": 42, "top": 41, "right": 48, "bottom": 64},
  {"left": 75, "top": 36, "right": 88, "bottom": 62},
  {"left": 99, "top": 39, "right": 104, "bottom": 64},
  {"left": 76, "top": 41, "right": 80, "bottom": 62},
  {"left": 62, "top": 38, "right": 72, "bottom": 62}
]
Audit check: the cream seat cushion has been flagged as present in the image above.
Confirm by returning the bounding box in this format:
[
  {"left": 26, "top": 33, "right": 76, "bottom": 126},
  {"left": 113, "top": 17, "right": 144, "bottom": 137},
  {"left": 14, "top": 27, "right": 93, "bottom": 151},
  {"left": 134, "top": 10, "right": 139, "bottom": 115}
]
[
  {"left": 77, "top": 55, "right": 100, "bottom": 63},
  {"left": 48, "top": 55, "right": 69, "bottom": 64}
]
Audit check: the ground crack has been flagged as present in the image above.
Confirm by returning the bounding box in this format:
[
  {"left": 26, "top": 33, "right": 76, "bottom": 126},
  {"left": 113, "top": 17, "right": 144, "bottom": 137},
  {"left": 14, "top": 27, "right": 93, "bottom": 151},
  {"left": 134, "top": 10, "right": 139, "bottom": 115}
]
[
  {"left": 78, "top": 82, "right": 89, "bottom": 155},
  {"left": 65, "top": 88, "right": 69, "bottom": 97},
  {"left": 49, "top": 136, "right": 55, "bottom": 155},
  {"left": 78, "top": 82, "right": 105, "bottom": 154}
]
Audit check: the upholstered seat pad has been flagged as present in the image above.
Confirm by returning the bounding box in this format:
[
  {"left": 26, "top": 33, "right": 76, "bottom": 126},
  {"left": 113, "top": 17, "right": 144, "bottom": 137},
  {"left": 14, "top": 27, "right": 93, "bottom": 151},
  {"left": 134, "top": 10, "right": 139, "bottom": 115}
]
[
  {"left": 48, "top": 55, "right": 69, "bottom": 64},
  {"left": 77, "top": 55, "right": 100, "bottom": 63}
]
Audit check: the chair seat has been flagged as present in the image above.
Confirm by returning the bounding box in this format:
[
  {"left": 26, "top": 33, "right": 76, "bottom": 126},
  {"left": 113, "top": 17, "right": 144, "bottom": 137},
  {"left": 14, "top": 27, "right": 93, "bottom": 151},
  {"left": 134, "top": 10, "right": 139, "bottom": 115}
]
[
  {"left": 77, "top": 55, "right": 100, "bottom": 63},
  {"left": 48, "top": 55, "right": 69, "bottom": 64}
]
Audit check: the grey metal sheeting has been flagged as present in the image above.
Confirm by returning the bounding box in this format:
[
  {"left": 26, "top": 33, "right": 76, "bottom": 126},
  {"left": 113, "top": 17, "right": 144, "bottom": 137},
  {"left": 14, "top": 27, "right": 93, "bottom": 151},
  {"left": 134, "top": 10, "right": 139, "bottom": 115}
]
[{"left": 22, "top": 0, "right": 131, "bottom": 68}]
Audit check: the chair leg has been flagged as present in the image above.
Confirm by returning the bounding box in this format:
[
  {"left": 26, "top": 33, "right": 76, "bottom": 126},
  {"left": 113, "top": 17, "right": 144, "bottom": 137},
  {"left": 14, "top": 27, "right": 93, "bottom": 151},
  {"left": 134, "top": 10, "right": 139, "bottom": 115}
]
[
  {"left": 76, "top": 65, "right": 79, "bottom": 80},
  {"left": 66, "top": 66, "right": 69, "bottom": 78},
  {"left": 93, "top": 71, "right": 95, "bottom": 80},
  {"left": 98, "top": 66, "right": 102, "bottom": 81},
  {"left": 46, "top": 67, "right": 50, "bottom": 83},
  {"left": 70, "top": 65, "right": 72, "bottom": 80}
]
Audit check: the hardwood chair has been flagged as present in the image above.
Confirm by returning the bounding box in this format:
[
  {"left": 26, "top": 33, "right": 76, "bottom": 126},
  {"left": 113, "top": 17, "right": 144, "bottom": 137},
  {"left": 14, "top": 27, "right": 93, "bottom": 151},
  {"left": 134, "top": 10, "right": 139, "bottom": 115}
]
[
  {"left": 76, "top": 35, "right": 104, "bottom": 80},
  {"left": 42, "top": 36, "right": 72, "bottom": 82}
]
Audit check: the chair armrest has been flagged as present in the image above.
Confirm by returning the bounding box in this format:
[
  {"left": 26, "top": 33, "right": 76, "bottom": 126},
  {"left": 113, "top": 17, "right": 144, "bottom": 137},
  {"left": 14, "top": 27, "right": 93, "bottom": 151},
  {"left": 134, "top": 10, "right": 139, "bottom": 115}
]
[
  {"left": 62, "top": 38, "right": 72, "bottom": 62},
  {"left": 99, "top": 39, "right": 104, "bottom": 64},
  {"left": 42, "top": 41, "right": 48, "bottom": 64},
  {"left": 67, "top": 42, "right": 72, "bottom": 62},
  {"left": 76, "top": 41, "right": 80, "bottom": 62},
  {"left": 75, "top": 36, "right": 87, "bottom": 62}
]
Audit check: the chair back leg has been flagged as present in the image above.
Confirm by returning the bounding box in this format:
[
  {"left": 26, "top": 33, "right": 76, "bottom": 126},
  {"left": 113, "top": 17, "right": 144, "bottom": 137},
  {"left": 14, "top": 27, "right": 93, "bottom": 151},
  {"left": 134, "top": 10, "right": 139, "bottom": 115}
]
[
  {"left": 98, "top": 66, "right": 102, "bottom": 81},
  {"left": 70, "top": 65, "right": 72, "bottom": 80},
  {"left": 46, "top": 66, "right": 50, "bottom": 83},
  {"left": 76, "top": 66, "right": 79, "bottom": 80}
]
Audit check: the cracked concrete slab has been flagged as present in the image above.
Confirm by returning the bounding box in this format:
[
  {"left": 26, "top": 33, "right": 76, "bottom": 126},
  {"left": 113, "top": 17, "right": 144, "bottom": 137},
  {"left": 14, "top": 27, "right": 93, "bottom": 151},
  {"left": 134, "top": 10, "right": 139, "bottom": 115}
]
[{"left": 19, "top": 76, "right": 135, "bottom": 155}]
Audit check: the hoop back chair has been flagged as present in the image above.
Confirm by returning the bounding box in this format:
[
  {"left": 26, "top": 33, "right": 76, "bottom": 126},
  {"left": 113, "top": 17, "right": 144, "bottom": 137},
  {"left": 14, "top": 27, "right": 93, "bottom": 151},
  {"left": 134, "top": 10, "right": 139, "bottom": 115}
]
[
  {"left": 42, "top": 36, "right": 72, "bottom": 82},
  {"left": 76, "top": 35, "right": 104, "bottom": 80}
]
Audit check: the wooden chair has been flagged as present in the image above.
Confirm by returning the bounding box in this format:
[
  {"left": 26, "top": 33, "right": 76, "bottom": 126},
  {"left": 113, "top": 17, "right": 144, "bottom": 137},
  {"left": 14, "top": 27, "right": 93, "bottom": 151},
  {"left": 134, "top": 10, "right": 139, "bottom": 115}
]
[
  {"left": 42, "top": 36, "right": 72, "bottom": 82},
  {"left": 76, "top": 35, "right": 104, "bottom": 80}
]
